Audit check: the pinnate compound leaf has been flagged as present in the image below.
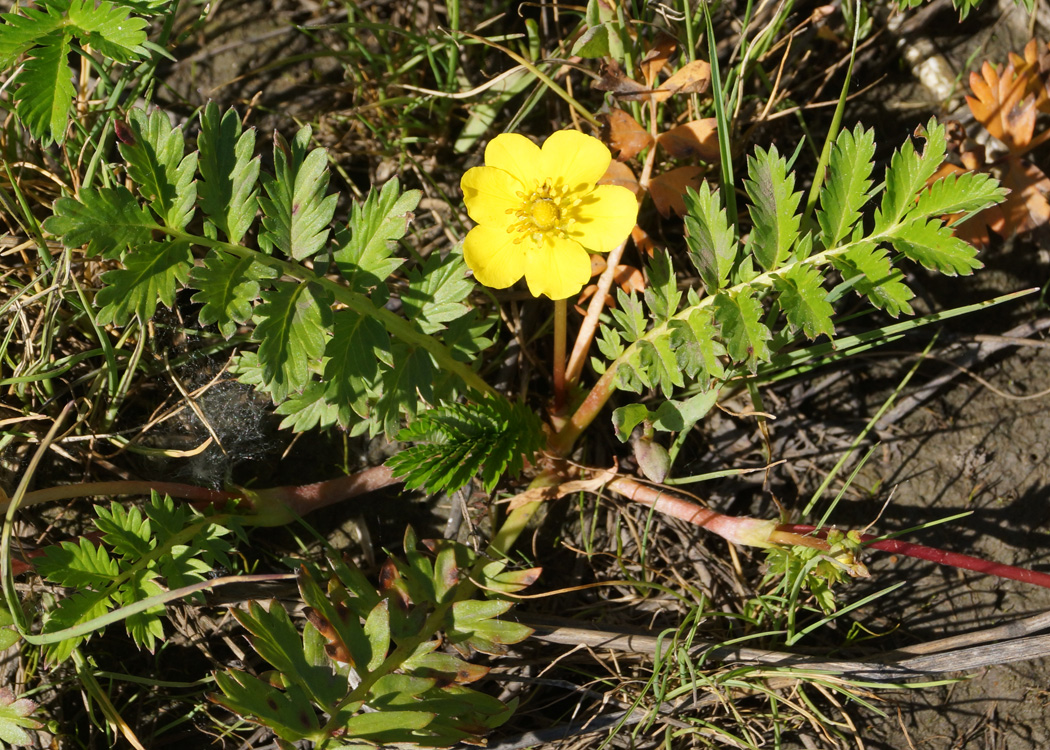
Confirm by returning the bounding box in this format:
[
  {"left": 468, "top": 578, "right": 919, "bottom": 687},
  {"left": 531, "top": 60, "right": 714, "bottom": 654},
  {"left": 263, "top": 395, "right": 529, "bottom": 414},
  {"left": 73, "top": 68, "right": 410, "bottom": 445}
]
[
  {"left": 889, "top": 218, "right": 982, "bottom": 276},
  {"left": 94, "top": 502, "right": 153, "bottom": 558},
  {"left": 712, "top": 289, "right": 771, "bottom": 371},
  {"left": 772, "top": 264, "right": 834, "bottom": 339},
  {"left": 259, "top": 126, "right": 338, "bottom": 260},
  {"left": 13, "top": 31, "right": 75, "bottom": 145},
  {"left": 41, "top": 590, "right": 110, "bottom": 664},
  {"left": 190, "top": 253, "right": 277, "bottom": 338},
  {"left": 874, "top": 118, "right": 946, "bottom": 232},
  {"left": 0, "top": 687, "right": 43, "bottom": 746},
  {"left": 253, "top": 281, "right": 332, "bottom": 402},
  {"left": 43, "top": 187, "right": 158, "bottom": 258},
  {"left": 198, "top": 103, "right": 260, "bottom": 244},
  {"left": 684, "top": 181, "right": 736, "bottom": 291},
  {"left": 120, "top": 109, "right": 198, "bottom": 230},
  {"left": 387, "top": 396, "right": 545, "bottom": 494},
  {"left": 831, "top": 242, "right": 914, "bottom": 317},
  {"left": 95, "top": 240, "right": 194, "bottom": 325},
  {"left": 744, "top": 145, "right": 802, "bottom": 271},
  {"left": 817, "top": 123, "right": 876, "bottom": 248},
  {"left": 334, "top": 178, "right": 421, "bottom": 291}
]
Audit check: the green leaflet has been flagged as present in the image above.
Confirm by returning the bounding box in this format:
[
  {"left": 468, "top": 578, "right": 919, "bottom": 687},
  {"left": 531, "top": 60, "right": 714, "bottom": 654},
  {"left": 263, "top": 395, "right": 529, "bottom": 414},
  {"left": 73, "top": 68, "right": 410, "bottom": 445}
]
[
  {"left": 874, "top": 119, "right": 947, "bottom": 233},
  {"left": 198, "top": 102, "right": 260, "bottom": 244},
  {"left": 120, "top": 109, "right": 198, "bottom": 230},
  {"left": 744, "top": 144, "right": 802, "bottom": 271},
  {"left": 684, "top": 180, "right": 736, "bottom": 292},
  {"left": 190, "top": 253, "right": 278, "bottom": 339},
  {"left": 772, "top": 264, "right": 834, "bottom": 339},
  {"left": 253, "top": 281, "right": 333, "bottom": 403},
  {"left": 13, "top": 31, "right": 75, "bottom": 145},
  {"left": 334, "top": 177, "right": 420, "bottom": 293},
  {"left": 94, "top": 240, "right": 194, "bottom": 326},
  {"left": 817, "top": 124, "right": 876, "bottom": 250},
  {"left": 43, "top": 187, "right": 158, "bottom": 259}
]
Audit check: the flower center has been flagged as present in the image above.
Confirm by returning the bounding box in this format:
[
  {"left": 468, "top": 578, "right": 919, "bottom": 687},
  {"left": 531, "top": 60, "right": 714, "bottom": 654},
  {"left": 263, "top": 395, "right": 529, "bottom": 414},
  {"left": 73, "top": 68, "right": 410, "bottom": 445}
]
[{"left": 529, "top": 198, "right": 560, "bottom": 230}]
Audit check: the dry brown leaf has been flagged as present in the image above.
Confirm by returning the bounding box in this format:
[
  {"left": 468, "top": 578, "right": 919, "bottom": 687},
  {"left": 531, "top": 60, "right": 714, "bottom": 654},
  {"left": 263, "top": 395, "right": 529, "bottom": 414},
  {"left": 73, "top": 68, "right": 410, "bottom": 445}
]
[
  {"left": 640, "top": 31, "right": 676, "bottom": 88},
  {"left": 657, "top": 118, "right": 720, "bottom": 161},
  {"left": 631, "top": 224, "right": 655, "bottom": 257},
  {"left": 594, "top": 61, "right": 649, "bottom": 97},
  {"left": 966, "top": 59, "right": 1037, "bottom": 152},
  {"left": 649, "top": 165, "right": 704, "bottom": 217},
  {"left": 598, "top": 160, "right": 643, "bottom": 198},
  {"left": 576, "top": 264, "right": 647, "bottom": 313},
  {"left": 653, "top": 59, "right": 712, "bottom": 101},
  {"left": 938, "top": 158, "right": 1050, "bottom": 248},
  {"left": 599, "top": 109, "right": 653, "bottom": 161},
  {"left": 1008, "top": 39, "right": 1050, "bottom": 114}
]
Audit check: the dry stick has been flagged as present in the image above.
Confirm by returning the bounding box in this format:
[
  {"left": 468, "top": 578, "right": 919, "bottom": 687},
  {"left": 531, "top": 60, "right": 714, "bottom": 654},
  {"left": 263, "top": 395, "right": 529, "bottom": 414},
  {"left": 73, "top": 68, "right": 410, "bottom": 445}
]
[{"left": 564, "top": 238, "right": 629, "bottom": 386}]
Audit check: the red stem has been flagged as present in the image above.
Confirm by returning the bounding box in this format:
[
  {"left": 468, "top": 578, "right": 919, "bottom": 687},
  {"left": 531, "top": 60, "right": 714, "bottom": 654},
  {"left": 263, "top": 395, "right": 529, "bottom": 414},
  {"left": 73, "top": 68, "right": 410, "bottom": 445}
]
[{"left": 781, "top": 524, "right": 1050, "bottom": 590}]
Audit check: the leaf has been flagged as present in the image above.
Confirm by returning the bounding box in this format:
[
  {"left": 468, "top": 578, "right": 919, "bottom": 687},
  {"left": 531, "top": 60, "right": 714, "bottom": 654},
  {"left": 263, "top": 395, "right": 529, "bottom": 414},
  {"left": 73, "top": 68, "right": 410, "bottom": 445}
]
[
  {"left": 571, "top": 22, "right": 612, "bottom": 58},
  {"left": 275, "top": 382, "right": 355, "bottom": 432},
  {"left": 401, "top": 251, "right": 473, "bottom": 334},
  {"left": 650, "top": 165, "right": 704, "bottom": 217},
  {"left": 712, "top": 289, "right": 771, "bottom": 371},
  {"left": 889, "top": 218, "right": 982, "bottom": 276},
  {"left": 657, "top": 118, "right": 719, "bottom": 161},
  {"left": 321, "top": 308, "right": 390, "bottom": 408},
  {"left": 119, "top": 109, "right": 198, "bottom": 230},
  {"left": 643, "top": 248, "right": 680, "bottom": 322},
  {"left": 13, "top": 31, "right": 75, "bottom": 144},
  {"left": 120, "top": 572, "right": 165, "bottom": 651},
  {"left": 35, "top": 537, "right": 120, "bottom": 588},
  {"left": 874, "top": 118, "right": 946, "bottom": 232},
  {"left": 67, "top": 0, "right": 149, "bottom": 62},
  {"left": 211, "top": 670, "right": 322, "bottom": 744},
  {"left": 684, "top": 181, "right": 737, "bottom": 292},
  {"left": 198, "top": 103, "right": 260, "bottom": 243},
  {"left": 651, "top": 59, "right": 712, "bottom": 101},
  {"left": 94, "top": 502, "right": 153, "bottom": 559},
  {"left": 772, "top": 264, "right": 834, "bottom": 339},
  {"left": 253, "top": 281, "right": 333, "bottom": 402},
  {"left": 95, "top": 240, "right": 194, "bottom": 325},
  {"left": 41, "top": 590, "right": 111, "bottom": 664},
  {"left": 954, "top": 156, "right": 1050, "bottom": 247},
  {"left": 0, "top": 687, "right": 43, "bottom": 746},
  {"left": 387, "top": 396, "right": 545, "bottom": 494},
  {"left": 43, "top": 187, "right": 158, "bottom": 259},
  {"left": 831, "top": 242, "right": 914, "bottom": 317},
  {"left": 190, "top": 253, "right": 277, "bottom": 338},
  {"left": 333, "top": 178, "right": 420, "bottom": 292},
  {"left": 599, "top": 108, "right": 653, "bottom": 161},
  {"left": 0, "top": 6, "right": 61, "bottom": 68},
  {"left": 817, "top": 123, "right": 876, "bottom": 249},
  {"left": 914, "top": 168, "right": 1007, "bottom": 218},
  {"left": 966, "top": 59, "right": 1037, "bottom": 152},
  {"left": 669, "top": 307, "right": 726, "bottom": 389},
  {"left": 259, "top": 126, "right": 338, "bottom": 260},
  {"left": 639, "top": 31, "right": 676, "bottom": 88},
  {"left": 744, "top": 144, "right": 802, "bottom": 271}
]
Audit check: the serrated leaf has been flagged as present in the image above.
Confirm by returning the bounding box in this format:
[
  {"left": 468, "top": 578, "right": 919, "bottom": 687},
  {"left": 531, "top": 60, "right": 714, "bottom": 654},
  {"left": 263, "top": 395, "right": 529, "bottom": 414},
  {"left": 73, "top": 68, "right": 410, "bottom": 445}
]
[
  {"left": 610, "top": 289, "right": 648, "bottom": 342},
  {"left": 643, "top": 248, "right": 680, "bottom": 322},
  {"left": 889, "top": 218, "right": 982, "bottom": 276},
  {"left": 0, "top": 688, "right": 42, "bottom": 746},
  {"left": 874, "top": 118, "right": 946, "bottom": 232},
  {"left": 913, "top": 169, "right": 1008, "bottom": 218},
  {"left": 13, "top": 30, "right": 75, "bottom": 144},
  {"left": 334, "top": 178, "right": 420, "bottom": 291},
  {"left": 668, "top": 307, "right": 725, "bottom": 390},
  {"left": 259, "top": 126, "right": 337, "bottom": 260},
  {"left": 401, "top": 251, "right": 473, "bottom": 334},
  {"left": 744, "top": 145, "right": 802, "bottom": 271},
  {"left": 831, "top": 242, "right": 914, "bottom": 317},
  {"left": 43, "top": 187, "right": 158, "bottom": 258},
  {"left": 253, "top": 281, "right": 332, "bottom": 402},
  {"left": 322, "top": 308, "right": 390, "bottom": 407},
  {"left": 772, "top": 264, "right": 834, "bottom": 339},
  {"left": 638, "top": 336, "right": 684, "bottom": 397},
  {"left": 817, "top": 123, "right": 876, "bottom": 249},
  {"left": 67, "top": 0, "right": 148, "bottom": 62},
  {"left": 36, "top": 537, "right": 120, "bottom": 588},
  {"left": 198, "top": 103, "right": 260, "bottom": 243},
  {"left": 95, "top": 240, "right": 194, "bottom": 325},
  {"left": 120, "top": 572, "right": 165, "bottom": 651},
  {"left": 275, "top": 383, "right": 354, "bottom": 432},
  {"left": 190, "top": 253, "right": 276, "bottom": 338},
  {"left": 212, "top": 669, "right": 322, "bottom": 743},
  {"left": 684, "top": 181, "right": 736, "bottom": 291},
  {"left": 712, "top": 289, "right": 771, "bottom": 370},
  {"left": 94, "top": 502, "right": 153, "bottom": 558},
  {"left": 120, "top": 109, "right": 198, "bottom": 230},
  {"left": 373, "top": 344, "right": 434, "bottom": 438},
  {"left": 41, "top": 590, "right": 111, "bottom": 664},
  {"left": 0, "top": 6, "right": 61, "bottom": 68}
]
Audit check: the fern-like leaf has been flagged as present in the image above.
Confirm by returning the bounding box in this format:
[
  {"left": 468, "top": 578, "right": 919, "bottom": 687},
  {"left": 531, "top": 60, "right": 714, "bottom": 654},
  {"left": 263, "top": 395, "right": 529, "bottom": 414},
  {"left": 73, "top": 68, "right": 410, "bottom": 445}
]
[
  {"left": 198, "top": 103, "right": 260, "bottom": 244},
  {"left": 94, "top": 240, "right": 193, "bottom": 325},
  {"left": 643, "top": 248, "right": 681, "bottom": 323},
  {"left": 322, "top": 309, "right": 391, "bottom": 410},
  {"left": 43, "top": 187, "right": 158, "bottom": 259},
  {"left": 874, "top": 118, "right": 946, "bottom": 232},
  {"left": 259, "top": 126, "right": 337, "bottom": 260},
  {"left": 13, "top": 31, "right": 75, "bottom": 144},
  {"left": 387, "top": 397, "right": 545, "bottom": 494},
  {"left": 0, "top": 6, "right": 61, "bottom": 68},
  {"left": 744, "top": 145, "right": 802, "bottom": 271},
  {"left": 67, "top": 0, "right": 149, "bottom": 63},
  {"left": 831, "top": 242, "right": 914, "bottom": 317},
  {"left": 772, "top": 264, "right": 834, "bottom": 339},
  {"left": 817, "top": 124, "right": 876, "bottom": 249},
  {"left": 401, "top": 252, "right": 474, "bottom": 334},
  {"left": 712, "top": 289, "right": 772, "bottom": 371},
  {"left": 913, "top": 169, "right": 1008, "bottom": 218}
]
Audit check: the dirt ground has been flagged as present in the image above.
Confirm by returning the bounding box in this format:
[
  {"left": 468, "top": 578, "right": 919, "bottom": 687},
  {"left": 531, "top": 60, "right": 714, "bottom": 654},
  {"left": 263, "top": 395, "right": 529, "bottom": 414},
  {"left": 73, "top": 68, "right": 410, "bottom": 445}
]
[{"left": 129, "top": 0, "right": 1050, "bottom": 747}]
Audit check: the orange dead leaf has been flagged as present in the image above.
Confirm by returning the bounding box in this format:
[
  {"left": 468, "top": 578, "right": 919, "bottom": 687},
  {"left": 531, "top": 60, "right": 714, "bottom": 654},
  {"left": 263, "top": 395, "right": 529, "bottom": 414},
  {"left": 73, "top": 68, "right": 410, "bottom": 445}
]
[
  {"left": 959, "top": 157, "right": 1050, "bottom": 247},
  {"left": 653, "top": 60, "right": 712, "bottom": 102},
  {"left": 640, "top": 32, "right": 677, "bottom": 88},
  {"left": 631, "top": 225, "right": 655, "bottom": 256},
  {"left": 1008, "top": 39, "right": 1050, "bottom": 114},
  {"left": 598, "top": 160, "right": 643, "bottom": 198},
  {"left": 657, "top": 118, "right": 720, "bottom": 161},
  {"left": 966, "top": 59, "right": 1037, "bottom": 152},
  {"left": 576, "top": 264, "right": 646, "bottom": 313},
  {"left": 649, "top": 165, "right": 704, "bottom": 217},
  {"left": 599, "top": 109, "right": 653, "bottom": 161}
]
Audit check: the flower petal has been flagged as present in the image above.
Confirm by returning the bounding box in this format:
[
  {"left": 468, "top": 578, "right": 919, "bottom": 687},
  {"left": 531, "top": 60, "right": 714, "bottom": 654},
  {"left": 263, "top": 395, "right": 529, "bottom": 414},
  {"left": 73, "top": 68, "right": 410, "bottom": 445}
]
[
  {"left": 524, "top": 235, "right": 592, "bottom": 300},
  {"left": 485, "top": 133, "right": 543, "bottom": 189},
  {"left": 540, "top": 130, "right": 612, "bottom": 193},
  {"left": 568, "top": 184, "right": 639, "bottom": 253},
  {"left": 461, "top": 165, "right": 524, "bottom": 227},
  {"left": 463, "top": 224, "right": 526, "bottom": 289}
]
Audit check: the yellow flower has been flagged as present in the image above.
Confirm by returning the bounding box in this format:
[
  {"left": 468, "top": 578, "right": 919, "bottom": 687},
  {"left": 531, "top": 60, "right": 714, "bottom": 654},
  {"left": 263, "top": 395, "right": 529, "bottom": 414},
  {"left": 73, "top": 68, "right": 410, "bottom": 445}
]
[{"left": 460, "top": 130, "right": 639, "bottom": 300}]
